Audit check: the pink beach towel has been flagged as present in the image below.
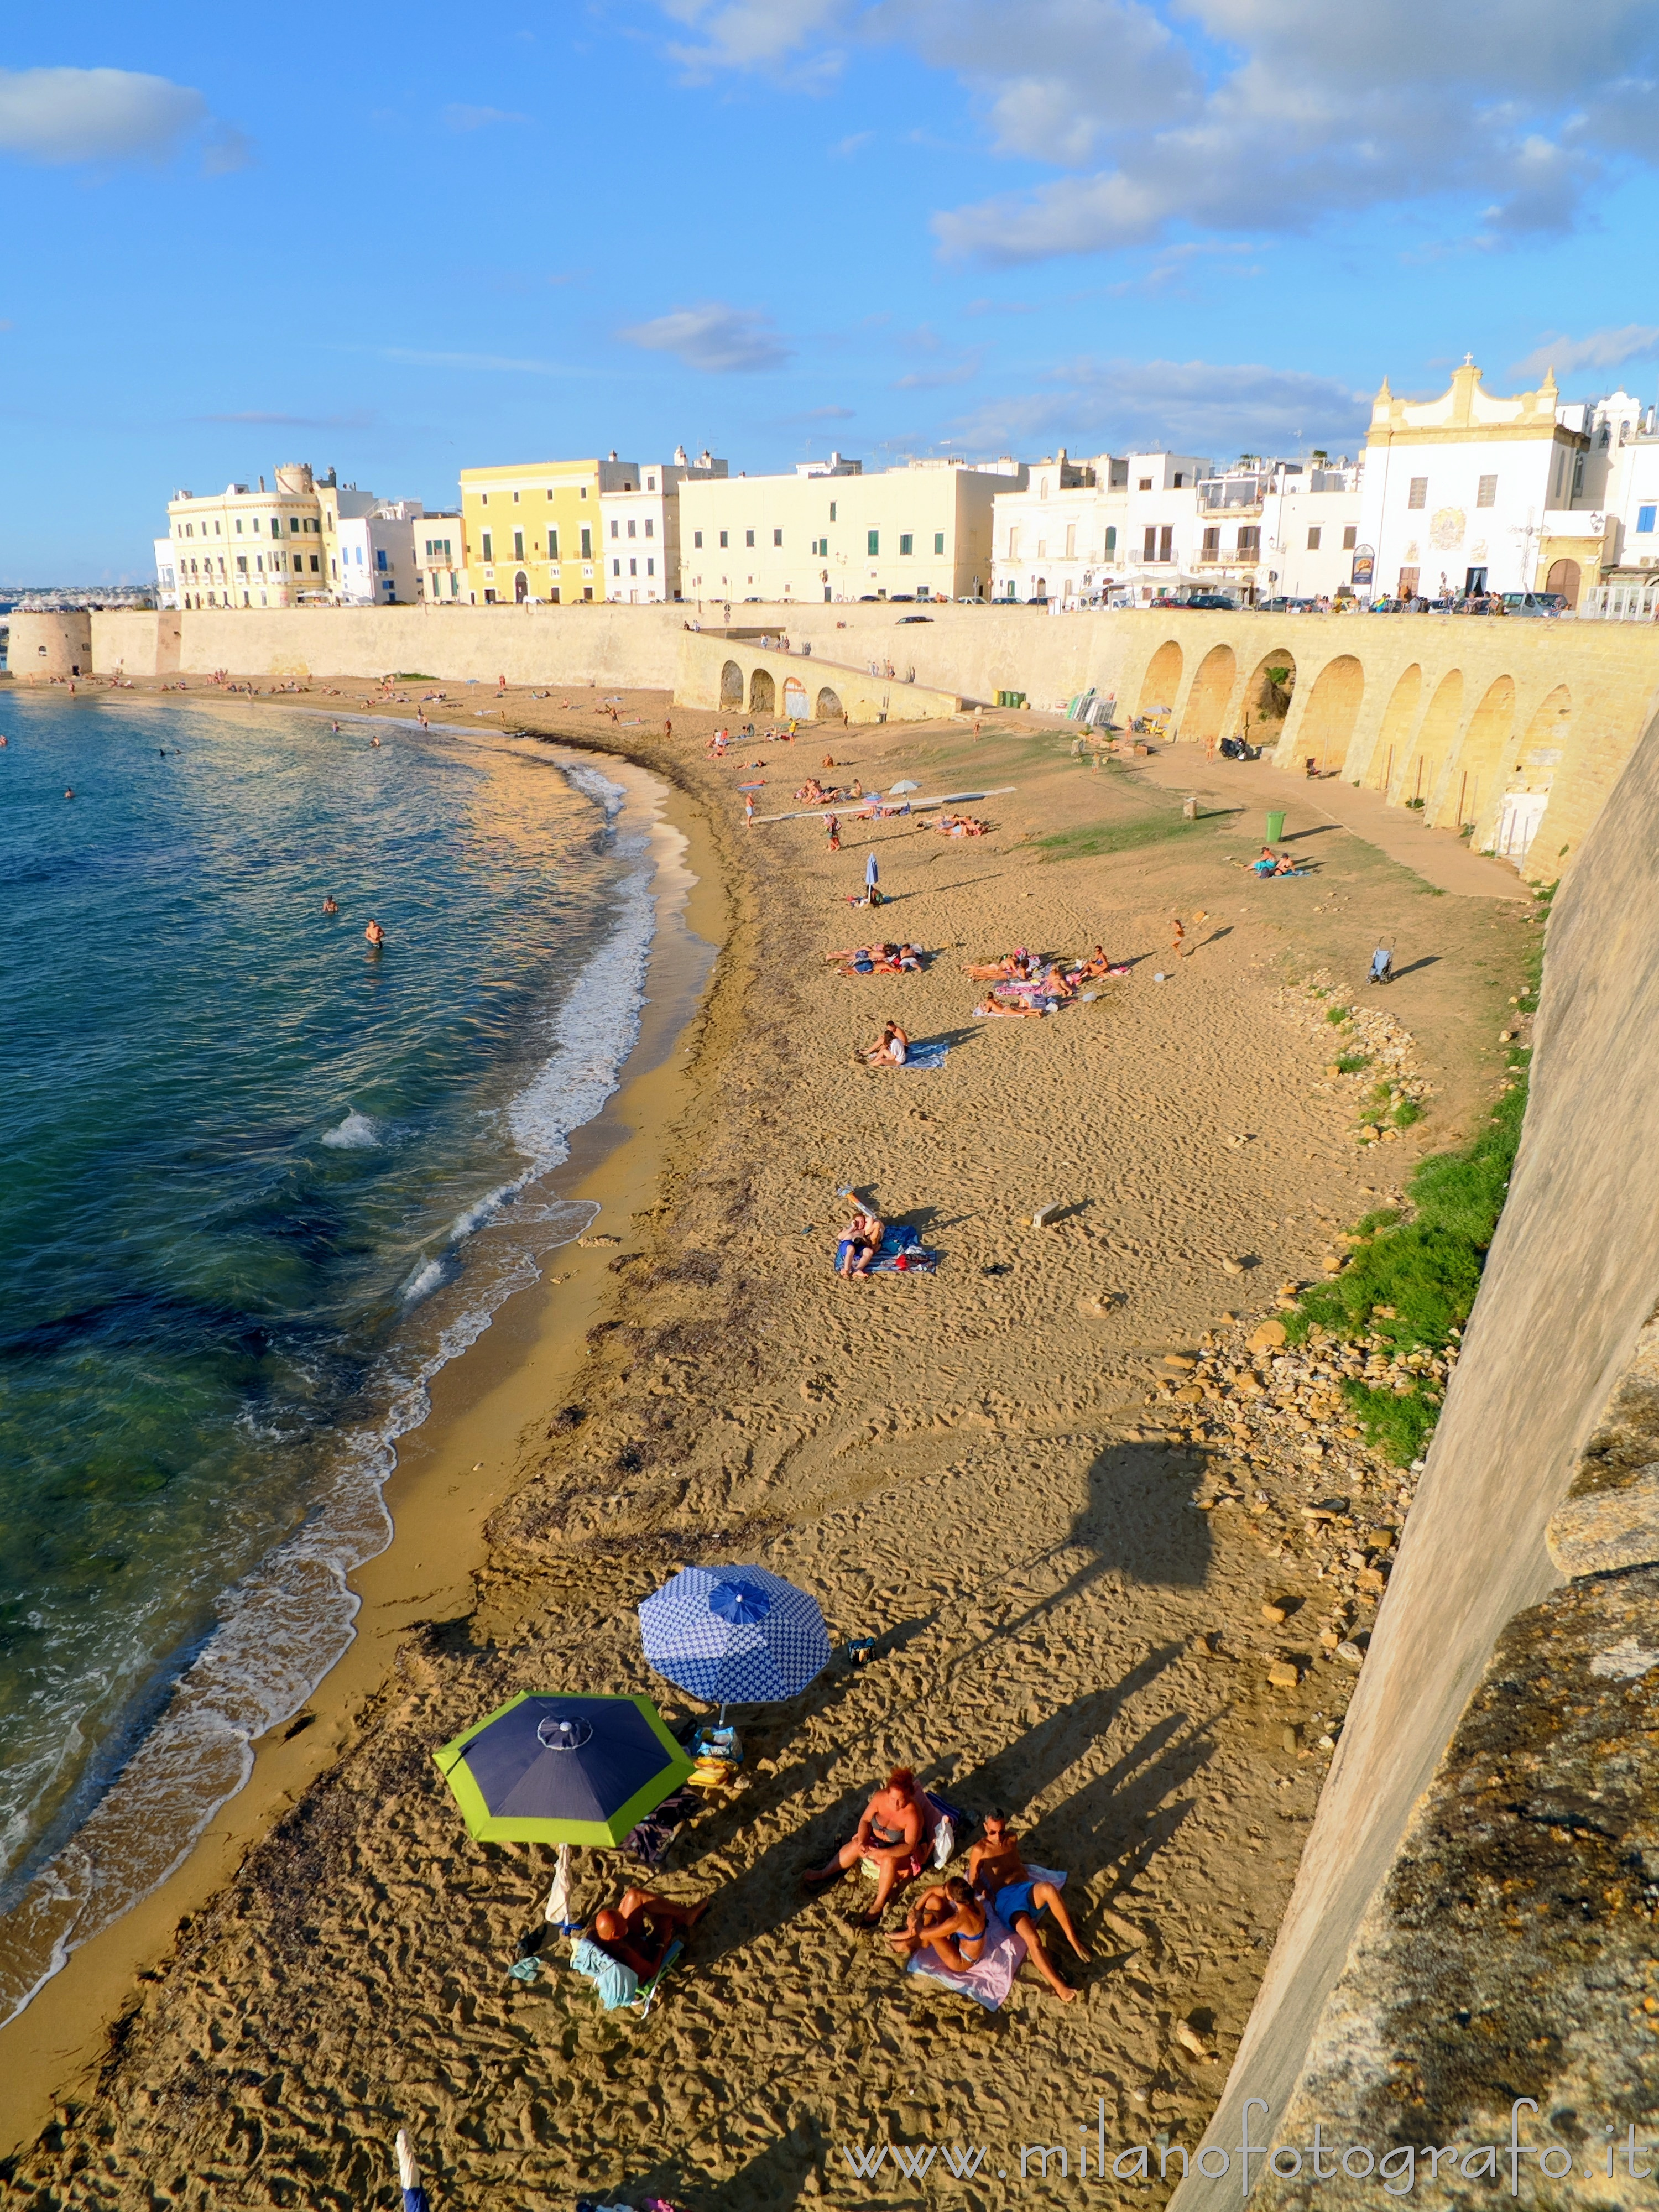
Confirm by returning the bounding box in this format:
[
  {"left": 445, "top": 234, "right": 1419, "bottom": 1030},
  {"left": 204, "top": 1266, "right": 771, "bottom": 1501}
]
[{"left": 906, "top": 1920, "right": 1026, "bottom": 2011}]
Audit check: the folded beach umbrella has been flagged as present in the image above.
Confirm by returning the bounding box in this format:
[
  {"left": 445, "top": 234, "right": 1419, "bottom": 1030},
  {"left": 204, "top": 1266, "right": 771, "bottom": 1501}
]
[
  {"left": 638, "top": 1564, "right": 832, "bottom": 1710},
  {"left": 432, "top": 1692, "right": 693, "bottom": 1845}
]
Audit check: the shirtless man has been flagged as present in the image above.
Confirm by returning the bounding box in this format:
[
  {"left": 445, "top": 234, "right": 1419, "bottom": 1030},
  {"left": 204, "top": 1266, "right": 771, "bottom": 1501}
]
[
  {"left": 803, "top": 1767, "right": 930, "bottom": 1925},
  {"left": 591, "top": 1888, "right": 708, "bottom": 1979},
  {"left": 887, "top": 1877, "right": 987, "bottom": 1972},
  {"left": 862, "top": 1021, "right": 910, "bottom": 1068},
  {"left": 364, "top": 919, "right": 385, "bottom": 948},
  {"left": 322, "top": 895, "right": 338, "bottom": 915},
  {"left": 968, "top": 1811, "right": 1089, "bottom": 2003},
  {"left": 837, "top": 1207, "right": 886, "bottom": 1279}
]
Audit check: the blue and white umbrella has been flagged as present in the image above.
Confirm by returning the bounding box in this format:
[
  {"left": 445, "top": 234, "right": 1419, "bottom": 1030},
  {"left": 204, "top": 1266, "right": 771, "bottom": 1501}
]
[{"left": 638, "top": 1564, "right": 831, "bottom": 1712}]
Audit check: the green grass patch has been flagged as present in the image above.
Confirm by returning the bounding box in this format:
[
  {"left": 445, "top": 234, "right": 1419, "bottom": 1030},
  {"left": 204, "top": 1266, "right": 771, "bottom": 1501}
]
[
  {"left": 1032, "top": 807, "right": 1238, "bottom": 863},
  {"left": 1282, "top": 899, "right": 1550, "bottom": 1461},
  {"left": 393, "top": 671, "right": 439, "bottom": 681},
  {"left": 1326, "top": 1005, "right": 1350, "bottom": 1025},
  {"left": 1334, "top": 1052, "right": 1370, "bottom": 1075}
]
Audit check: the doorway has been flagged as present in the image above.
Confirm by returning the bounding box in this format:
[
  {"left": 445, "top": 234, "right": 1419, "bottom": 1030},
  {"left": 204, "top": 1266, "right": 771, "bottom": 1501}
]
[
  {"left": 514, "top": 571, "right": 528, "bottom": 602},
  {"left": 1464, "top": 566, "right": 1488, "bottom": 595},
  {"left": 1545, "top": 558, "right": 1582, "bottom": 608}
]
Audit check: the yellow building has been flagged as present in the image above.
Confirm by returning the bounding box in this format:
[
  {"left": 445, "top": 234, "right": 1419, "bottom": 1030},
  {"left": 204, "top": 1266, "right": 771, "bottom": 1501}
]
[{"left": 458, "top": 457, "right": 641, "bottom": 604}]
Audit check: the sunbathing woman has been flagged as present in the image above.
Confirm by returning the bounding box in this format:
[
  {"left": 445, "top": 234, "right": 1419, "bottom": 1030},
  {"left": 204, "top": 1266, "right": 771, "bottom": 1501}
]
[
  {"left": 967, "top": 1812, "right": 1088, "bottom": 2004},
  {"left": 838, "top": 1207, "right": 886, "bottom": 1278},
  {"left": 963, "top": 948, "right": 1033, "bottom": 981},
  {"left": 591, "top": 1888, "right": 709, "bottom": 1979},
  {"left": 974, "top": 995, "right": 1050, "bottom": 1019},
  {"left": 861, "top": 1021, "right": 910, "bottom": 1068},
  {"left": 887, "top": 1877, "right": 987, "bottom": 1972}
]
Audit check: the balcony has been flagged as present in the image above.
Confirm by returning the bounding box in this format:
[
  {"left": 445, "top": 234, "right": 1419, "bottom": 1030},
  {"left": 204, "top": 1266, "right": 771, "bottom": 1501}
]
[{"left": 1196, "top": 546, "right": 1260, "bottom": 566}]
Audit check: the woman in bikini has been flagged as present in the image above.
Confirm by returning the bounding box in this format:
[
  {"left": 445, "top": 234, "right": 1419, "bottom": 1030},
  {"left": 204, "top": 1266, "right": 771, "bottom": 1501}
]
[
  {"left": 967, "top": 1812, "right": 1089, "bottom": 2004},
  {"left": 861, "top": 1021, "right": 910, "bottom": 1068},
  {"left": 887, "top": 1878, "right": 987, "bottom": 1971}
]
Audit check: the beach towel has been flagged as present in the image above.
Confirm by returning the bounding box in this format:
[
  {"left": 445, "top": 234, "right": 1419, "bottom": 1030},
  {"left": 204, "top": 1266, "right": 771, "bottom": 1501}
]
[
  {"left": 568, "top": 1935, "right": 639, "bottom": 2012},
  {"left": 834, "top": 1224, "right": 938, "bottom": 1275},
  {"left": 898, "top": 1039, "right": 948, "bottom": 1071},
  {"left": 907, "top": 1919, "right": 1027, "bottom": 2011},
  {"left": 622, "top": 1784, "right": 700, "bottom": 1869}
]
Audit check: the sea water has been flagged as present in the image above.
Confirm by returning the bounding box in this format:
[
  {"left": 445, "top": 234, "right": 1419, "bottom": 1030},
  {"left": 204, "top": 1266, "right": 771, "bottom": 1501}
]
[{"left": 0, "top": 691, "right": 682, "bottom": 2021}]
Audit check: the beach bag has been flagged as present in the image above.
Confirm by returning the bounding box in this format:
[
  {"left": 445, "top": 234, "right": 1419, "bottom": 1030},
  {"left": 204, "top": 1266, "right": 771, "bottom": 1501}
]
[{"left": 932, "top": 1814, "right": 956, "bottom": 1869}]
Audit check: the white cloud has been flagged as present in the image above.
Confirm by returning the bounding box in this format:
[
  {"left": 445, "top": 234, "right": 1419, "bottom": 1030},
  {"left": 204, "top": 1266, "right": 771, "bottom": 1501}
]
[
  {"left": 442, "top": 104, "right": 529, "bottom": 131},
  {"left": 0, "top": 65, "right": 208, "bottom": 165},
  {"left": 1511, "top": 325, "right": 1659, "bottom": 380},
  {"left": 644, "top": 0, "right": 1659, "bottom": 259},
  {"left": 949, "top": 356, "right": 1370, "bottom": 460},
  {"left": 619, "top": 302, "right": 793, "bottom": 372}
]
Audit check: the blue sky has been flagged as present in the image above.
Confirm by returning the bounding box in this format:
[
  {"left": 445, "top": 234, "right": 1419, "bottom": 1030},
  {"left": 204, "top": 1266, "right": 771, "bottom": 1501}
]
[{"left": 4, "top": 0, "right": 1659, "bottom": 578}]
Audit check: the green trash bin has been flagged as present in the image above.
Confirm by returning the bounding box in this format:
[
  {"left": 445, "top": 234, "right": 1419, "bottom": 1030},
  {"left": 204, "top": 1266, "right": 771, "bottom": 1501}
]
[{"left": 1265, "top": 809, "right": 1286, "bottom": 844}]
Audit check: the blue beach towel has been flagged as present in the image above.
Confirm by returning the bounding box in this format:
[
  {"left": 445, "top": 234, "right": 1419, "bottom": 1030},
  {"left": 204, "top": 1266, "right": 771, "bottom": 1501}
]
[
  {"left": 899, "top": 1039, "right": 948, "bottom": 1071},
  {"left": 833, "top": 1224, "right": 938, "bottom": 1275},
  {"left": 569, "top": 1935, "right": 639, "bottom": 2011}
]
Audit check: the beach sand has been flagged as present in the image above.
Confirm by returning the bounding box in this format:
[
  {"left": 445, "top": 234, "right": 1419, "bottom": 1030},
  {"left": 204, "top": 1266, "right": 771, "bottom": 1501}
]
[{"left": 0, "top": 687, "right": 1535, "bottom": 2208}]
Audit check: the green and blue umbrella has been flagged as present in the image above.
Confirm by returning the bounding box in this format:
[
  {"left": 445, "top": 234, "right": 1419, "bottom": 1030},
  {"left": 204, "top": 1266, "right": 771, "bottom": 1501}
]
[{"left": 432, "top": 1692, "right": 692, "bottom": 1845}]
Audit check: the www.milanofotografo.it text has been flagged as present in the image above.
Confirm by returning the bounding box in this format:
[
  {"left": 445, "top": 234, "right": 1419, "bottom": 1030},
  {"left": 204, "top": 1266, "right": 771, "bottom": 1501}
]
[{"left": 835, "top": 2099, "right": 1659, "bottom": 2194}]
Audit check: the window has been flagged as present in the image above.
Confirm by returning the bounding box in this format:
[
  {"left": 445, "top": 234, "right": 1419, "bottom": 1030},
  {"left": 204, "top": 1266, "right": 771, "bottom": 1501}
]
[
  {"left": 647, "top": 557, "right": 655, "bottom": 575},
  {"left": 1203, "top": 526, "right": 1220, "bottom": 555},
  {"left": 1008, "top": 527, "right": 1020, "bottom": 559},
  {"left": 512, "top": 489, "right": 519, "bottom": 503},
  {"left": 482, "top": 531, "right": 493, "bottom": 561},
  {"left": 899, "top": 533, "right": 913, "bottom": 556},
  {"left": 629, "top": 558, "right": 637, "bottom": 576},
  {"left": 580, "top": 526, "right": 592, "bottom": 557},
  {"left": 1408, "top": 476, "right": 1427, "bottom": 509},
  {"left": 236, "top": 555, "right": 247, "bottom": 573},
  {"left": 580, "top": 487, "right": 588, "bottom": 499},
  {"left": 1139, "top": 477, "right": 1152, "bottom": 492},
  {"left": 610, "top": 520, "right": 619, "bottom": 539},
  {"left": 1104, "top": 525, "right": 1117, "bottom": 556},
  {"left": 547, "top": 529, "right": 559, "bottom": 559},
  {"left": 235, "top": 518, "right": 243, "bottom": 534},
  {"left": 647, "top": 475, "right": 656, "bottom": 492},
  {"left": 1143, "top": 524, "right": 1158, "bottom": 561},
  {"left": 1307, "top": 525, "right": 1322, "bottom": 550},
  {"left": 481, "top": 492, "right": 488, "bottom": 505},
  {"left": 1173, "top": 473, "right": 1185, "bottom": 488},
  {"left": 1477, "top": 474, "right": 1498, "bottom": 509},
  {"left": 628, "top": 520, "right": 637, "bottom": 538},
  {"left": 310, "top": 555, "right": 320, "bottom": 572},
  {"left": 693, "top": 530, "right": 703, "bottom": 548},
  {"left": 829, "top": 501, "right": 837, "bottom": 522},
  {"left": 1237, "top": 526, "right": 1260, "bottom": 555},
  {"left": 513, "top": 530, "right": 524, "bottom": 559},
  {"left": 1343, "top": 525, "right": 1357, "bottom": 550},
  {"left": 719, "top": 530, "right": 729, "bottom": 548},
  {"left": 377, "top": 549, "right": 388, "bottom": 571},
  {"left": 645, "top": 519, "right": 654, "bottom": 538},
  {"left": 867, "top": 530, "right": 879, "bottom": 556},
  {"left": 934, "top": 531, "right": 945, "bottom": 555},
  {"left": 1065, "top": 524, "right": 1076, "bottom": 558},
  {"left": 613, "top": 558, "right": 621, "bottom": 576},
  {"left": 745, "top": 529, "right": 754, "bottom": 547},
  {"left": 773, "top": 528, "right": 782, "bottom": 546},
  {"left": 1160, "top": 524, "right": 1173, "bottom": 562},
  {"left": 1639, "top": 505, "right": 1657, "bottom": 534}
]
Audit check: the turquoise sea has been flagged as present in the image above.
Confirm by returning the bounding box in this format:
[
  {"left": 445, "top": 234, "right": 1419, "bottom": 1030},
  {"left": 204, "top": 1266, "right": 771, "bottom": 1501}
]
[{"left": 0, "top": 692, "right": 680, "bottom": 2020}]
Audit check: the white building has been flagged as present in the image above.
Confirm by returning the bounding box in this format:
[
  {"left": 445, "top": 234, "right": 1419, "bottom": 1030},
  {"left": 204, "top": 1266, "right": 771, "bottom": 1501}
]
[
  {"left": 599, "top": 446, "right": 728, "bottom": 603},
  {"left": 678, "top": 454, "right": 1025, "bottom": 605},
  {"left": 153, "top": 539, "right": 179, "bottom": 610},
  {"left": 1579, "top": 391, "right": 1659, "bottom": 591},
  {"left": 1357, "top": 359, "right": 1597, "bottom": 603},
  {"left": 333, "top": 497, "right": 425, "bottom": 606}
]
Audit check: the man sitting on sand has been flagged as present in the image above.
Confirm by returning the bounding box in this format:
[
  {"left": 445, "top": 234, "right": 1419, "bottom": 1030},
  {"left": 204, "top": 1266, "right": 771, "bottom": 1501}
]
[
  {"left": 860, "top": 1020, "right": 910, "bottom": 1068},
  {"left": 802, "top": 1767, "right": 931, "bottom": 1926},
  {"left": 837, "top": 1206, "right": 887, "bottom": 1277},
  {"left": 591, "top": 1888, "right": 708, "bottom": 1980},
  {"left": 967, "top": 1811, "right": 1089, "bottom": 2004},
  {"left": 887, "top": 1877, "right": 987, "bottom": 1973}
]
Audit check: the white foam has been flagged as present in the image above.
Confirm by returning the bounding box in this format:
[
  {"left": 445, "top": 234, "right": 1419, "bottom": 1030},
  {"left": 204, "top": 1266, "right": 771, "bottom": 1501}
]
[{"left": 321, "top": 1108, "right": 380, "bottom": 1150}]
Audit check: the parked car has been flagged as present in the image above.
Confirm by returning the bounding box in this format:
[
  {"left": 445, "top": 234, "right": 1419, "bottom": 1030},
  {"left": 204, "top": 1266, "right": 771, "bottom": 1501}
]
[
  {"left": 1500, "top": 591, "right": 1570, "bottom": 617},
  {"left": 1183, "top": 592, "right": 1238, "bottom": 610},
  {"left": 1258, "top": 596, "right": 1322, "bottom": 613},
  {"left": 896, "top": 614, "right": 933, "bottom": 624}
]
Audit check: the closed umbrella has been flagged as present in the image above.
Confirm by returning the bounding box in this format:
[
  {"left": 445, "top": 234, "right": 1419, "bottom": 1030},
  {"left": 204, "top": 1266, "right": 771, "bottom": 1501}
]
[
  {"left": 639, "top": 1564, "right": 831, "bottom": 1717},
  {"left": 432, "top": 1693, "right": 693, "bottom": 1845}
]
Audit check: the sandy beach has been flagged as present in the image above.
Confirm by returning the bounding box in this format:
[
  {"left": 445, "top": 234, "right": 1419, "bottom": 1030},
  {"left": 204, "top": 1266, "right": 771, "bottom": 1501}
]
[{"left": 0, "top": 684, "right": 1535, "bottom": 2208}]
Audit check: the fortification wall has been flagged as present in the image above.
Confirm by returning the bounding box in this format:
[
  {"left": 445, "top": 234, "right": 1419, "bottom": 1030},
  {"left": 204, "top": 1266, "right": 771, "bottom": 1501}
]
[
  {"left": 6, "top": 611, "right": 93, "bottom": 679},
  {"left": 166, "top": 603, "right": 685, "bottom": 689},
  {"left": 1176, "top": 706, "right": 1659, "bottom": 2204}
]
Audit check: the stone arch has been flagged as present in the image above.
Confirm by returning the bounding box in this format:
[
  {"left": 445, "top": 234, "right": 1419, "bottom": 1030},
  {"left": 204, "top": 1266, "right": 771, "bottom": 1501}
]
[
  {"left": 749, "top": 667, "right": 775, "bottom": 714},
  {"left": 1436, "top": 674, "right": 1513, "bottom": 830},
  {"left": 1546, "top": 558, "right": 1582, "bottom": 608},
  {"left": 1033, "top": 577, "right": 1047, "bottom": 602},
  {"left": 1138, "top": 639, "right": 1183, "bottom": 714},
  {"left": 1399, "top": 670, "right": 1463, "bottom": 809},
  {"left": 782, "top": 676, "right": 810, "bottom": 719},
  {"left": 1241, "top": 648, "right": 1296, "bottom": 744},
  {"left": 514, "top": 570, "right": 528, "bottom": 603},
  {"left": 1183, "top": 644, "right": 1235, "bottom": 747},
  {"left": 1296, "top": 655, "right": 1364, "bottom": 772},
  {"left": 815, "top": 686, "right": 844, "bottom": 721},
  {"left": 1367, "top": 665, "right": 1422, "bottom": 790},
  {"left": 720, "top": 659, "right": 744, "bottom": 706}
]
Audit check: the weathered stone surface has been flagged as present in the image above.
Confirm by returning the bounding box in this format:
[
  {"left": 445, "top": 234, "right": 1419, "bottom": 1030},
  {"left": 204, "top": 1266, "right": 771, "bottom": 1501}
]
[
  {"left": 1251, "top": 1567, "right": 1659, "bottom": 2209},
  {"left": 1547, "top": 1464, "right": 1659, "bottom": 1577},
  {"left": 1250, "top": 1318, "right": 1288, "bottom": 1353}
]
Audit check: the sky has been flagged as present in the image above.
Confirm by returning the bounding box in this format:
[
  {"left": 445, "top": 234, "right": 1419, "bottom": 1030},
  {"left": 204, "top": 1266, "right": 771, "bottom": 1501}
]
[{"left": 4, "top": 0, "right": 1659, "bottom": 579}]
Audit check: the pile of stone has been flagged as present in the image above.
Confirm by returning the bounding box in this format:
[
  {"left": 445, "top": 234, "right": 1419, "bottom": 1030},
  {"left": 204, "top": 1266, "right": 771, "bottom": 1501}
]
[{"left": 1272, "top": 972, "right": 1431, "bottom": 1144}]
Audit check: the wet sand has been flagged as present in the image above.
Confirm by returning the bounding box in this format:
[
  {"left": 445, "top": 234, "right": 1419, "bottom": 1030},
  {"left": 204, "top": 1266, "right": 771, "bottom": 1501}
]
[{"left": 0, "top": 689, "right": 1534, "bottom": 2208}]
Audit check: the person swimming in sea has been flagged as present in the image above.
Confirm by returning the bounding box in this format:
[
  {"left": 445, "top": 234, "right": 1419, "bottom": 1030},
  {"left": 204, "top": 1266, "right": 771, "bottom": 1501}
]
[
  {"left": 364, "top": 919, "right": 385, "bottom": 947},
  {"left": 322, "top": 896, "right": 339, "bottom": 915}
]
